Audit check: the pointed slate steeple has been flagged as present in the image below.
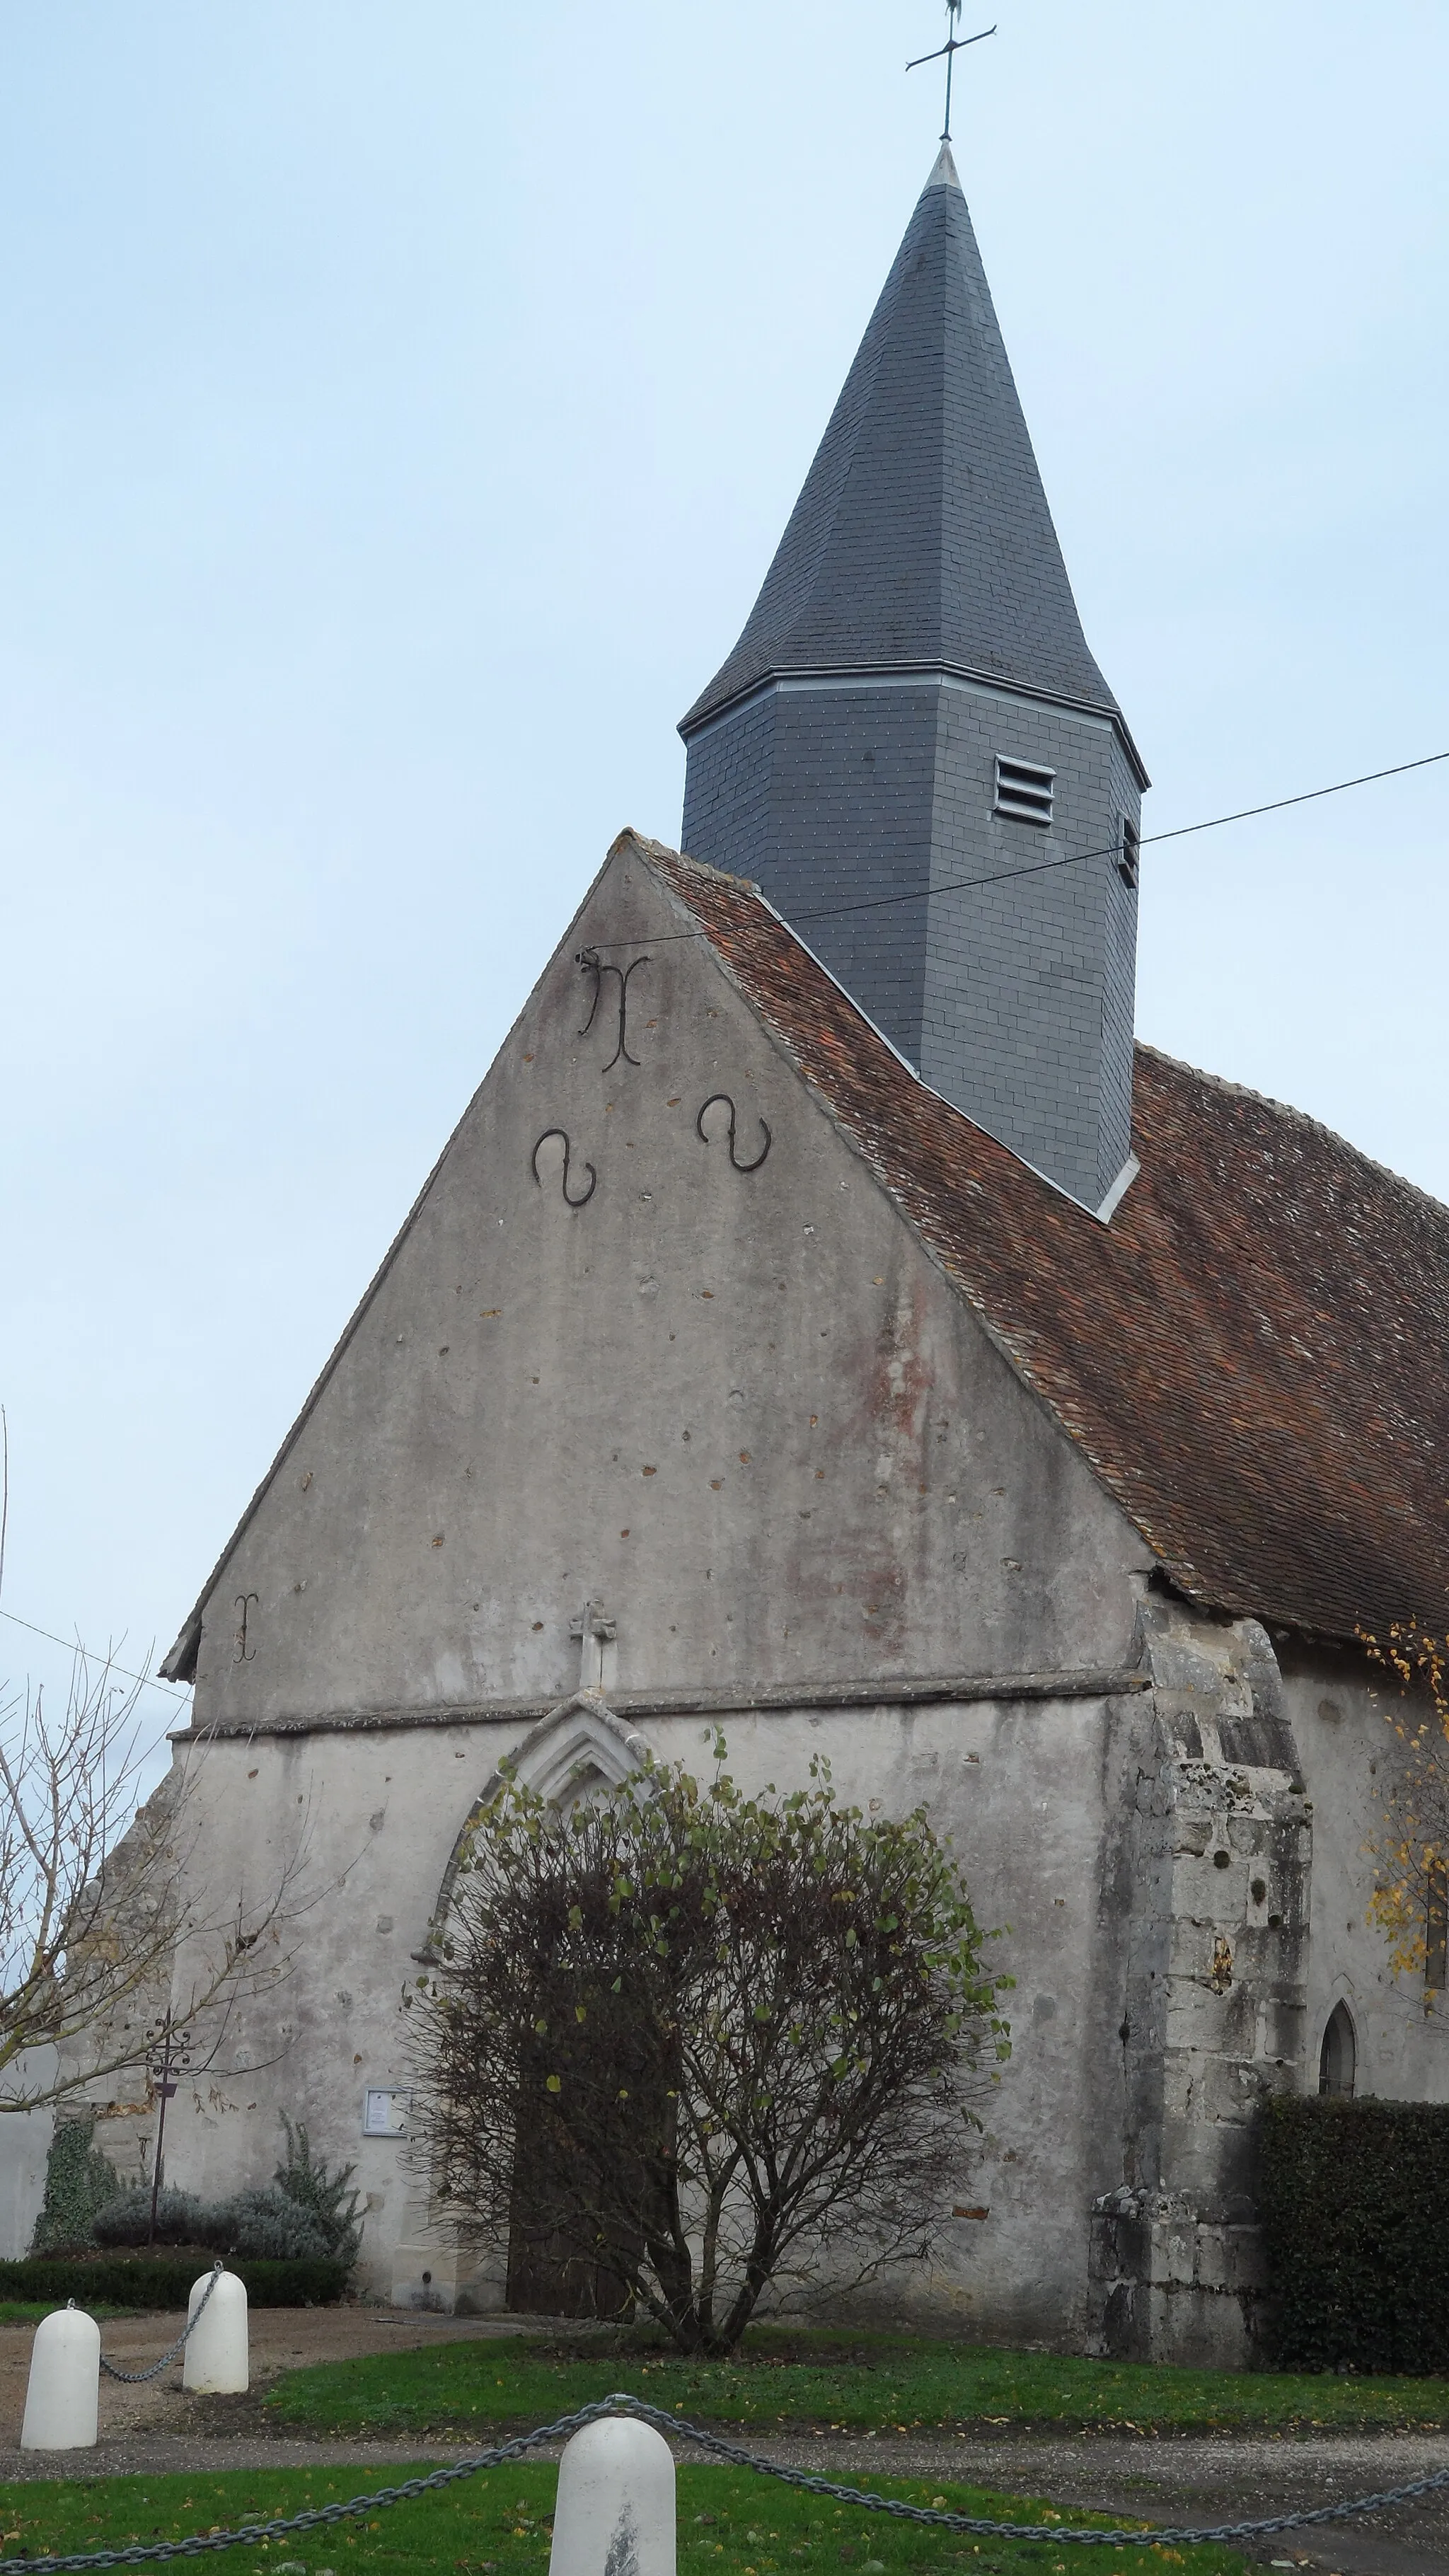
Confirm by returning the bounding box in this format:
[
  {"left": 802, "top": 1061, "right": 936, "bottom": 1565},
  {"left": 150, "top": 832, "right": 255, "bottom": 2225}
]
[
  {"left": 682, "top": 144, "right": 1121, "bottom": 734},
  {"left": 680, "top": 146, "right": 1148, "bottom": 1214}
]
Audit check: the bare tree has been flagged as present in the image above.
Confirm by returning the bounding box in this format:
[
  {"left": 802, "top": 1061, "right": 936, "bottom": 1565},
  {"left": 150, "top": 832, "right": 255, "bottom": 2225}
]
[
  {"left": 406, "top": 1745, "right": 1012, "bottom": 2355},
  {"left": 0, "top": 1421, "right": 306, "bottom": 2116},
  {"left": 0, "top": 1641, "right": 302, "bottom": 2114}
]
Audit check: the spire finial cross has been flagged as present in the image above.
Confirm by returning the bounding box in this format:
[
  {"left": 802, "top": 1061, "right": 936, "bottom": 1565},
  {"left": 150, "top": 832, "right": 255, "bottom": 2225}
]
[{"left": 906, "top": 4, "right": 995, "bottom": 144}]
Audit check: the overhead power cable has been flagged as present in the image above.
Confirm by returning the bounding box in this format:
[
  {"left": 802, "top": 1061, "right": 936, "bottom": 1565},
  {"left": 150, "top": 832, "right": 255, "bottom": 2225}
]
[
  {"left": 0, "top": 1607, "right": 191, "bottom": 1704},
  {"left": 0, "top": 1411, "right": 190, "bottom": 1704},
  {"left": 785, "top": 746, "right": 1449, "bottom": 932},
  {"left": 3, "top": 746, "right": 1443, "bottom": 1697},
  {"left": 587, "top": 744, "right": 1449, "bottom": 951},
  {"left": 1141, "top": 748, "right": 1449, "bottom": 843}
]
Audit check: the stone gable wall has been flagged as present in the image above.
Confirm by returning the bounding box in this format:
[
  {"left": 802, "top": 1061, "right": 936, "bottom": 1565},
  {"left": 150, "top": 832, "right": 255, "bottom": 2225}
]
[{"left": 182, "top": 842, "right": 1148, "bottom": 1729}]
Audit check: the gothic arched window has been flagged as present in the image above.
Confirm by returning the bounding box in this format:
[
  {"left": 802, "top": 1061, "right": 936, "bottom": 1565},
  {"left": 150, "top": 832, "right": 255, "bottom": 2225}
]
[{"left": 1319, "top": 2000, "right": 1356, "bottom": 2098}]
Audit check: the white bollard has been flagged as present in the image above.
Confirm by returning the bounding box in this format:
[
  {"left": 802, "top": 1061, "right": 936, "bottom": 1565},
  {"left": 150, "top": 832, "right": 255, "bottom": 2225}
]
[
  {"left": 182, "top": 2268, "right": 249, "bottom": 2394},
  {"left": 548, "top": 2417, "right": 676, "bottom": 2576},
  {"left": 21, "top": 2305, "right": 100, "bottom": 2450}
]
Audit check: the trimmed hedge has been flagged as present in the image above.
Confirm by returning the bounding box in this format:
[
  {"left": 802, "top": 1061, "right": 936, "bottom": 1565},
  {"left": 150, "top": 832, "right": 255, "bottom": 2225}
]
[
  {"left": 0, "top": 2250, "right": 349, "bottom": 2310},
  {"left": 1260, "top": 2094, "right": 1449, "bottom": 2372}
]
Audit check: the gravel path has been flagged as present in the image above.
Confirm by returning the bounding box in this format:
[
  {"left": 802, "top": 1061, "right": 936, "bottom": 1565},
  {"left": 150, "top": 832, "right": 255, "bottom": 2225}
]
[
  {"left": 0, "top": 2306, "right": 531, "bottom": 2447},
  {"left": 4, "top": 2317, "right": 1449, "bottom": 2576},
  {"left": 733, "top": 2432, "right": 1449, "bottom": 2576},
  {"left": 6, "top": 2422, "right": 1449, "bottom": 2576}
]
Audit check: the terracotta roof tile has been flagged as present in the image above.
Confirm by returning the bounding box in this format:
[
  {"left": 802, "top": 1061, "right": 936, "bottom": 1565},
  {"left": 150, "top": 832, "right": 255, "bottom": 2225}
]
[{"left": 637, "top": 835, "right": 1449, "bottom": 1646}]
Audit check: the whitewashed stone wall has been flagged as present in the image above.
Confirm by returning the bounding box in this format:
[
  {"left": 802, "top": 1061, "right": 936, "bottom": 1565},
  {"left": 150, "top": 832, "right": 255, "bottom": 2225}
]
[{"left": 25, "top": 843, "right": 1440, "bottom": 2350}]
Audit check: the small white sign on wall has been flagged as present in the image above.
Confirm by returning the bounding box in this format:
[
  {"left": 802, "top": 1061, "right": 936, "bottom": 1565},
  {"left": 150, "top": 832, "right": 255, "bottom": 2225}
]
[{"left": 362, "top": 2087, "right": 410, "bottom": 2137}]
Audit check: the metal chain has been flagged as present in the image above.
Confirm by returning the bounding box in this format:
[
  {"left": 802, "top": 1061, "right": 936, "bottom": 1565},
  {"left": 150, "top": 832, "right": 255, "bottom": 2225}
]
[
  {"left": 637, "top": 2397, "right": 1449, "bottom": 2546},
  {"left": 7, "top": 2387, "right": 1449, "bottom": 2574},
  {"left": 96, "top": 2265, "right": 226, "bottom": 2386},
  {"left": 0, "top": 2400, "right": 595, "bottom": 2575}
]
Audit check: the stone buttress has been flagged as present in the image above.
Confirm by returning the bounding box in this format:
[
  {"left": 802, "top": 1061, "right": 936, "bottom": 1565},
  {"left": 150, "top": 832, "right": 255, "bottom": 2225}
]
[{"left": 1092, "top": 1598, "right": 1311, "bottom": 2363}]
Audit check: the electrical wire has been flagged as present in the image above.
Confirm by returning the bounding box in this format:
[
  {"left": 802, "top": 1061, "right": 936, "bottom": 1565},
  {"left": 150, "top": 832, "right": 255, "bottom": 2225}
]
[
  {"left": 1144, "top": 746, "right": 1449, "bottom": 843},
  {"left": 3, "top": 744, "right": 1443, "bottom": 1702},
  {"left": 587, "top": 743, "right": 1449, "bottom": 950},
  {"left": 0, "top": 1607, "right": 191, "bottom": 1704},
  {"left": 0, "top": 1411, "right": 190, "bottom": 1703}
]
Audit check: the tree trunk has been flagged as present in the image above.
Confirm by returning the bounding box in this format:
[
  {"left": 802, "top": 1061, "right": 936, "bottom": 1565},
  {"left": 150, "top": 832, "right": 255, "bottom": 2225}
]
[{"left": 504, "top": 2091, "right": 637, "bottom": 2318}]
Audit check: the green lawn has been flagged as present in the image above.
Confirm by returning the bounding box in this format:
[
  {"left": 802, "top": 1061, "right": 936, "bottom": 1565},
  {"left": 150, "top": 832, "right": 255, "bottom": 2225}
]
[
  {"left": 0, "top": 2461, "right": 1247, "bottom": 2576},
  {"left": 263, "top": 2327, "right": 1449, "bottom": 2437}
]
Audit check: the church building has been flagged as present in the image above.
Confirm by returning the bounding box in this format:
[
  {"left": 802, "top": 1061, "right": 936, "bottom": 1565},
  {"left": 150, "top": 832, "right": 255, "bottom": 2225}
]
[{"left": 64, "top": 145, "right": 1449, "bottom": 2360}]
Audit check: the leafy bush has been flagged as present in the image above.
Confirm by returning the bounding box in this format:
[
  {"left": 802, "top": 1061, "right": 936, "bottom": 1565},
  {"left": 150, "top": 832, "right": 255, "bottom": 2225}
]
[
  {"left": 93, "top": 2188, "right": 206, "bottom": 2249},
  {"left": 87, "top": 2120, "right": 361, "bottom": 2271},
  {"left": 275, "top": 2115, "right": 364, "bottom": 2264},
  {"left": 411, "top": 1744, "right": 1010, "bottom": 2353},
  {"left": 0, "top": 2251, "right": 349, "bottom": 2307},
  {"left": 1259, "top": 2093, "right": 1449, "bottom": 2371},
  {"left": 225, "top": 2188, "right": 330, "bottom": 2261},
  {"left": 93, "top": 2184, "right": 328, "bottom": 2261},
  {"left": 30, "top": 2117, "right": 121, "bottom": 2254}
]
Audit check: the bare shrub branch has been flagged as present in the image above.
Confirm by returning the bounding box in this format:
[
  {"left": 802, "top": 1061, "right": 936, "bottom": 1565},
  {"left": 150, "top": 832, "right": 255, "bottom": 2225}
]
[
  {"left": 0, "top": 1639, "right": 308, "bottom": 2112},
  {"left": 0, "top": 1433, "right": 312, "bottom": 2113}
]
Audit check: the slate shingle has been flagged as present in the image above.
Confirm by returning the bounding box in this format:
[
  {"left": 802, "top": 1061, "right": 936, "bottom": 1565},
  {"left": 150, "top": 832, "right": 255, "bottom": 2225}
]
[
  {"left": 680, "top": 143, "right": 1124, "bottom": 736},
  {"left": 678, "top": 145, "right": 1145, "bottom": 1212}
]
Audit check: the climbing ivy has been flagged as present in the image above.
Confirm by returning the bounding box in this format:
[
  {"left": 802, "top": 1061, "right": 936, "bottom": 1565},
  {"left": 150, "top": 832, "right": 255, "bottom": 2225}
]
[{"left": 29, "top": 2114, "right": 121, "bottom": 2253}]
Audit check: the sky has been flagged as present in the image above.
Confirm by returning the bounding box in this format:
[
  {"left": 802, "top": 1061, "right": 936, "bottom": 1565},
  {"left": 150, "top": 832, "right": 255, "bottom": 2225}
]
[{"left": 1, "top": 0, "right": 1445, "bottom": 1768}]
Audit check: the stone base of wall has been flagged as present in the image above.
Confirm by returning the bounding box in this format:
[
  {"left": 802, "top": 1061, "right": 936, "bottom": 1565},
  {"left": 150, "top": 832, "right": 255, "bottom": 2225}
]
[
  {"left": 388, "top": 2235, "right": 507, "bottom": 2314},
  {"left": 1088, "top": 2188, "right": 1274, "bottom": 2368}
]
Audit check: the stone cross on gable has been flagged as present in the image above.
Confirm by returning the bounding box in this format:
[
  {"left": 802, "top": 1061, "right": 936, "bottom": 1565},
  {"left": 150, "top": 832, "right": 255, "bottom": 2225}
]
[{"left": 570, "top": 1599, "right": 618, "bottom": 1694}]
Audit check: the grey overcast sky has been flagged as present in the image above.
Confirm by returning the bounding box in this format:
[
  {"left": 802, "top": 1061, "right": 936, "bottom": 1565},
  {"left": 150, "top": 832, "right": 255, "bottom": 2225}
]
[{"left": 1, "top": 1, "right": 1446, "bottom": 1747}]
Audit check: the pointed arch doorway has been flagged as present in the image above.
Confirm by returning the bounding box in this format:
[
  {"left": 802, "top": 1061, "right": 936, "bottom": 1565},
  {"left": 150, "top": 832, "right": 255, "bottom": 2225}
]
[
  {"left": 426, "top": 1693, "right": 656, "bottom": 2319},
  {"left": 1318, "top": 2000, "right": 1356, "bottom": 2098}
]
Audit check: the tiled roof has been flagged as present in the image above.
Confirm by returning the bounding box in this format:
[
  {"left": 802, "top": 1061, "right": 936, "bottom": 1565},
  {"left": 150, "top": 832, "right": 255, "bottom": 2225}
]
[
  {"left": 640, "top": 834, "right": 1449, "bottom": 1646},
  {"left": 681, "top": 143, "right": 1124, "bottom": 742}
]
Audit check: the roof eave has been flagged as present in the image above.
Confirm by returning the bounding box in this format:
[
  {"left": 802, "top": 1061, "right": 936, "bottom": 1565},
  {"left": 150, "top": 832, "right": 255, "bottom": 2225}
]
[
  {"left": 679, "top": 659, "right": 1150, "bottom": 792},
  {"left": 160, "top": 1611, "right": 202, "bottom": 1686}
]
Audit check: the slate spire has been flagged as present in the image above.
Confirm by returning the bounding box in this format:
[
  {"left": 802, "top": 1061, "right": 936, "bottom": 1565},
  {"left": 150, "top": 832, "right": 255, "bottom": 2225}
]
[
  {"left": 680, "top": 147, "right": 1148, "bottom": 1215},
  {"left": 683, "top": 143, "right": 1122, "bottom": 735}
]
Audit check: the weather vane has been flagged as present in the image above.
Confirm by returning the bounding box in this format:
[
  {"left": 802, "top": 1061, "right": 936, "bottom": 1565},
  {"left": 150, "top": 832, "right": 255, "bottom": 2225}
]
[{"left": 907, "top": 3, "right": 996, "bottom": 144}]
